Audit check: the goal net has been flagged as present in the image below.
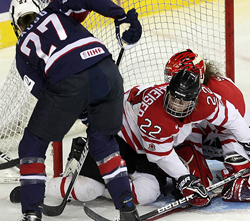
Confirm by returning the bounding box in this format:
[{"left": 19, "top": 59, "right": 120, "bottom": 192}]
[
  {"left": 84, "top": 0, "right": 234, "bottom": 90},
  {"left": 0, "top": 0, "right": 234, "bottom": 182}
]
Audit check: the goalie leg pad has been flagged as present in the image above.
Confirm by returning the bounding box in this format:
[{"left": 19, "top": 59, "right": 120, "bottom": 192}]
[
  {"left": 46, "top": 176, "right": 105, "bottom": 202},
  {"left": 129, "top": 171, "right": 160, "bottom": 205},
  {"left": 221, "top": 154, "right": 250, "bottom": 202},
  {"left": 175, "top": 142, "right": 213, "bottom": 187}
]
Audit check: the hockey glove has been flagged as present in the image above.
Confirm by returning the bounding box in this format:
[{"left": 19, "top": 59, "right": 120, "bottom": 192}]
[
  {"left": 221, "top": 154, "right": 250, "bottom": 202},
  {"left": 115, "top": 8, "right": 142, "bottom": 48},
  {"left": 177, "top": 174, "right": 211, "bottom": 207}
]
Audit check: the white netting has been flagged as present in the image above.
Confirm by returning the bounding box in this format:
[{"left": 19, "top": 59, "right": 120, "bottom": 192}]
[
  {"left": 83, "top": 0, "right": 227, "bottom": 90},
  {"left": 0, "top": 0, "right": 230, "bottom": 182}
]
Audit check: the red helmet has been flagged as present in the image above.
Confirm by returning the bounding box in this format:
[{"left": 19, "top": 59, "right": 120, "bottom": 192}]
[{"left": 164, "top": 49, "right": 205, "bottom": 83}]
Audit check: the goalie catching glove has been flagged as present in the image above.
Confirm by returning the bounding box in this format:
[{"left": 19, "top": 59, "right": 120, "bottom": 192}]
[
  {"left": 115, "top": 8, "right": 142, "bottom": 48},
  {"left": 177, "top": 174, "right": 211, "bottom": 207},
  {"left": 221, "top": 154, "right": 250, "bottom": 202}
]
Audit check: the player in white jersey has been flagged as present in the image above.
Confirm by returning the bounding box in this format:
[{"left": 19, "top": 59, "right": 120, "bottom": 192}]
[
  {"left": 119, "top": 67, "right": 250, "bottom": 207},
  {"left": 164, "top": 49, "right": 250, "bottom": 202},
  {"left": 41, "top": 67, "right": 250, "bottom": 208}
]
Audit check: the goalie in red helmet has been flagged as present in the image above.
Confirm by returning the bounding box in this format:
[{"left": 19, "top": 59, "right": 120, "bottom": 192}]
[{"left": 165, "top": 49, "right": 250, "bottom": 203}]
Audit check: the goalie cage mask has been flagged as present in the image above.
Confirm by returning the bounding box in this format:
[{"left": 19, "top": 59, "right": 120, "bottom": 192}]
[
  {"left": 164, "top": 49, "right": 206, "bottom": 84},
  {"left": 164, "top": 68, "right": 201, "bottom": 118}
]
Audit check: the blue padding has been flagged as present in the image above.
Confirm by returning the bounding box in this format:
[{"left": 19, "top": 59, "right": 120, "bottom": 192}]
[{"left": 0, "top": 0, "right": 11, "bottom": 13}]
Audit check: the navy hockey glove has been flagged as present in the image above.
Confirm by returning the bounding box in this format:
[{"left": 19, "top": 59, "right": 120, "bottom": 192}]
[
  {"left": 177, "top": 174, "right": 211, "bottom": 207},
  {"left": 115, "top": 8, "right": 142, "bottom": 47}
]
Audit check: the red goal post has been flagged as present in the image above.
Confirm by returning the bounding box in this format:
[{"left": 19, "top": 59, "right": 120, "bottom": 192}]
[{"left": 0, "top": 0, "right": 234, "bottom": 182}]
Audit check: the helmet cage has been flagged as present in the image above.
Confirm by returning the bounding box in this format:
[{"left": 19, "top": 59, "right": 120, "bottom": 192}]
[{"left": 164, "top": 91, "right": 197, "bottom": 118}]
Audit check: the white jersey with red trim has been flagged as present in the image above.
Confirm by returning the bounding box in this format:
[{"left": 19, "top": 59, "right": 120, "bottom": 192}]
[
  {"left": 118, "top": 83, "right": 250, "bottom": 179},
  {"left": 186, "top": 75, "right": 250, "bottom": 159},
  {"left": 207, "top": 75, "right": 250, "bottom": 125}
]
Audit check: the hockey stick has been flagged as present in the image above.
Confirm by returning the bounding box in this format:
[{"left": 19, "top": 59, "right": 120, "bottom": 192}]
[
  {"left": 42, "top": 139, "right": 89, "bottom": 216},
  {"left": 116, "top": 47, "right": 125, "bottom": 67},
  {"left": 139, "top": 167, "right": 250, "bottom": 220},
  {"left": 0, "top": 150, "right": 20, "bottom": 170},
  {"left": 143, "top": 191, "right": 221, "bottom": 221},
  {"left": 84, "top": 167, "right": 250, "bottom": 221}
]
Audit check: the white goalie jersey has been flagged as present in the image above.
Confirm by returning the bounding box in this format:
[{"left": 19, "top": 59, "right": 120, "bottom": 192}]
[{"left": 118, "top": 83, "right": 250, "bottom": 180}]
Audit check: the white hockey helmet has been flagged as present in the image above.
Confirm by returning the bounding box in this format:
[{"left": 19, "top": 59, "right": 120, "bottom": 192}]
[{"left": 9, "top": 0, "right": 48, "bottom": 37}]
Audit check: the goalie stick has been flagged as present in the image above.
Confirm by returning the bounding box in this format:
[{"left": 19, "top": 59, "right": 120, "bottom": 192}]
[
  {"left": 0, "top": 150, "right": 20, "bottom": 170},
  {"left": 42, "top": 139, "right": 89, "bottom": 216},
  {"left": 84, "top": 167, "right": 250, "bottom": 221}
]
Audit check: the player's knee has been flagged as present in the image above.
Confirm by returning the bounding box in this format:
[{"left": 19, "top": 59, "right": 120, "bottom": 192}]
[{"left": 130, "top": 172, "right": 160, "bottom": 205}]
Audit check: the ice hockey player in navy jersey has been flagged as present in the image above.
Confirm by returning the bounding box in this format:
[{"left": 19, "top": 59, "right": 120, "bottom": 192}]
[{"left": 9, "top": 0, "right": 142, "bottom": 220}]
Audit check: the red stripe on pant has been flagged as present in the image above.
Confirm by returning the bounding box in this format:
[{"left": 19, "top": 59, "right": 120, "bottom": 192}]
[{"left": 98, "top": 155, "right": 125, "bottom": 176}]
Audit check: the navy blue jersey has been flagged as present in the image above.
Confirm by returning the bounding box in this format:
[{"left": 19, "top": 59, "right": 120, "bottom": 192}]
[{"left": 15, "top": 0, "right": 126, "bottom": 98}]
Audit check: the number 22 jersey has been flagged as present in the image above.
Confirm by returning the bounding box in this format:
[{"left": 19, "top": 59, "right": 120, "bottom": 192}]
[{"left": 118, "top": 83, "right": 250, "bottom": 179}]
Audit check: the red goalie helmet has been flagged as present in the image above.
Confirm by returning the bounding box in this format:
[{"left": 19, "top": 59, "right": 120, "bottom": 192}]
[{"left": 164, "top": 49, "right": 205, "bottom": 83}]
